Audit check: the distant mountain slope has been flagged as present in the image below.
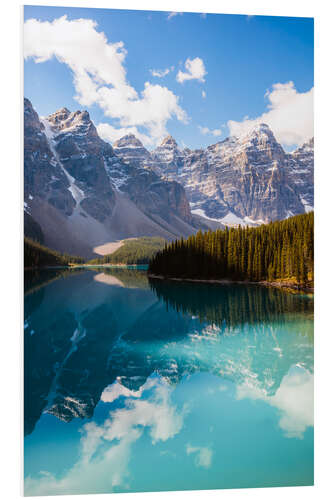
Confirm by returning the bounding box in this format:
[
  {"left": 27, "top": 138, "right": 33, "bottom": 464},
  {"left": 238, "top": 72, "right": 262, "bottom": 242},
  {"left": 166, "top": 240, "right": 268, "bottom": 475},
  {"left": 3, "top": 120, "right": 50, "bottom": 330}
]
[
  {"left": 24, "top": 98, "right": 313, "bottom": 259},
  {"left": 24, "top": 99, "right": 206, "bottom": 258}
]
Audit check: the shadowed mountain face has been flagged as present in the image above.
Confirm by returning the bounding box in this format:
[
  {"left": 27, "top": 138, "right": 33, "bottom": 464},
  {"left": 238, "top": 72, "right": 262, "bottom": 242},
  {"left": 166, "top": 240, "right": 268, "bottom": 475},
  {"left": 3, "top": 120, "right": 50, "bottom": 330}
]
[
  {"left": 114, "top": 125, "right": 314, "bottom": 224},
  {"left": 24, "top": 268, "right": 313, "bottom": 435},
  {"left": 24, "top": 99, "right": 203, "bottom": 257}
]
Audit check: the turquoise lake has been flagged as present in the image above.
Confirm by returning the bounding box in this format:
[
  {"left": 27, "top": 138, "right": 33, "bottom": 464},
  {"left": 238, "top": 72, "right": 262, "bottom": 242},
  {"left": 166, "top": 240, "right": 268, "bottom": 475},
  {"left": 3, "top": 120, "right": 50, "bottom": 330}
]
[{"left": 24, "top": 268, "right": 314, "bottom": 496}]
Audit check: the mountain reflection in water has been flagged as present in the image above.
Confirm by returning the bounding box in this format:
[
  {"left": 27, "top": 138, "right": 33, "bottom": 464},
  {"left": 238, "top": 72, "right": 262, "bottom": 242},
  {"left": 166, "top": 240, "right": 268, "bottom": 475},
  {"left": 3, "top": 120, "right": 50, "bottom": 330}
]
[{"left": 24, "top": 268, "right": 313, "bottom": 495}]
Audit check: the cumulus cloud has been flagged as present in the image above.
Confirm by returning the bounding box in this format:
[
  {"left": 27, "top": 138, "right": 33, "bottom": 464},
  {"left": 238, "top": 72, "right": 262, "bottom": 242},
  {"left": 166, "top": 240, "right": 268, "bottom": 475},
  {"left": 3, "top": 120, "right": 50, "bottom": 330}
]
[
  {"left": 150, "top": 67, "right": 174, "bottom": 78},
  {"left": 237, "top": 365, "right": 313, "bottom": 439},
  {"left": 228, "top": 82, "right": 313, "bottom": 147},
  {"left": 24, "top": 16, "right": 188, "bottom": 146},
  {"left": 198, "top": 125, "right": 222, "bottom": 137},
  {"left": 177, "top": 57, "right": 207, "bottom": 84},
  {"left": 186, "top": 444, "right": 213, "bottom": 468},
  {"left": 97, "top": 122, "right": 153, "bottom": 147}
]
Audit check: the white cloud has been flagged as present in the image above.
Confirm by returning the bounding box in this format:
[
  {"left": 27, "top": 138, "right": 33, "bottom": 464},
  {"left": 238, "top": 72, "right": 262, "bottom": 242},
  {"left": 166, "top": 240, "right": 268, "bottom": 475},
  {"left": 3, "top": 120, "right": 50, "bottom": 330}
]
[
  {"left": 237, "top": 365, "right": 313, "bottom": 439},
  {"left": 150, "top": 67, "right": 174, "bottom": 78},
  {"left": 97, "top": 122, "right": 153, "bottom": 147},
  {"left": 198, "top": 125, "right": 222, "bottom": 137},
  {"left": 177, "top": 57, "right": 207, "bottom": 84},
  {"left": 228, "top": 82, "right": 313, "bottom": 147},
  {"left": 202, "top": 90, "right": 206, "bottom": 99},
  {"left": 167, "top": 12, "right": 183, "bottom": 20},
  {"left": 186, "top": 444, "right": 213, "bottom": 468},
  {"left": 24, "top": 16, "right": 188, "bottom": 146}
]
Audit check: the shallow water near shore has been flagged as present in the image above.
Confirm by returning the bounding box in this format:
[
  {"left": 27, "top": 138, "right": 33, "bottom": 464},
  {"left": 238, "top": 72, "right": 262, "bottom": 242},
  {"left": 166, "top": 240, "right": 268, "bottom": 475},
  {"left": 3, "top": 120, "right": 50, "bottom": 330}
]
[{"left": 24, "top": 267, "right": 314, "bottom": 496}]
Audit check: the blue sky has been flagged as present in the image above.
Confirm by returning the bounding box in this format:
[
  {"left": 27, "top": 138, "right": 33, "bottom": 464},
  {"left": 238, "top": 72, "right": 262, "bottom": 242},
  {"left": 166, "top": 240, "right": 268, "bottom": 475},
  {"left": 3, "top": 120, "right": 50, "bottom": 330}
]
[{"left": 24, "top": 5, "right": 313, "bottom": 150}]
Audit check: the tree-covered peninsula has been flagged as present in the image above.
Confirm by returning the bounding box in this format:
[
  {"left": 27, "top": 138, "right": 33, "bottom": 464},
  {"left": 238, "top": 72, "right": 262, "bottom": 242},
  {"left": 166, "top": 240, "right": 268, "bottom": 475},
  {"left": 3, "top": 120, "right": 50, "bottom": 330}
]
[{"left": 148, "top": 212, "right": 314, "bottom": 287}]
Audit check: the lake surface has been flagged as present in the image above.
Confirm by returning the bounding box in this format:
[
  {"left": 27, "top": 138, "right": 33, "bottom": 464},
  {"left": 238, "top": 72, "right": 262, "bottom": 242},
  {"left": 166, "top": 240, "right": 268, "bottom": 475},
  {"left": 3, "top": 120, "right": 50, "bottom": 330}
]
[{"left": 24, "top": 268, "right": 314, "bottom": 496}]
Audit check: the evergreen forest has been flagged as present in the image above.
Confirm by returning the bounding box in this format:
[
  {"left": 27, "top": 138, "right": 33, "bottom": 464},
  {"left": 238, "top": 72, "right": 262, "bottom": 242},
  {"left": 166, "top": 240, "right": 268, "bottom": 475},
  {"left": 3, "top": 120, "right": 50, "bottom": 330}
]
[
  {"left": 88, "top": 237, "right": 166, "bottom": 265},
  {"left": 148, "top": 212, "right": 314, "bottom": 286},
  {"left": 24, "top": 237, "right": 85, "bottom": 268}
]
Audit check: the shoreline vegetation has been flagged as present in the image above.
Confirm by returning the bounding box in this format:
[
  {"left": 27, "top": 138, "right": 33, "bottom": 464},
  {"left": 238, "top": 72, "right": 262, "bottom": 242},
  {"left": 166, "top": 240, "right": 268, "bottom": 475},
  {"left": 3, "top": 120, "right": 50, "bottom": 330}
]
[
  {"left": 24, "top": 237, "right": 84, "bottom": 268},
  {"left": 87, "top": 237, "right": 166, "bottom": 265},
  {"left": 25, "top": 213, "right": 314, "bottom": 294},
  {"left": 148, "top": 212, "right": 314, "bottom": 292}
]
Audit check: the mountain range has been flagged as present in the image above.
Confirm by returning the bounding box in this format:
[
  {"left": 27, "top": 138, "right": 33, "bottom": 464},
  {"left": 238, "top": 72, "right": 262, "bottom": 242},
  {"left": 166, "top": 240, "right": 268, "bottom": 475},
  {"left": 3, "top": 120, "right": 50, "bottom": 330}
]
[
  {"left": 24, "top": 98, "right": 313, "bottom": 258},
  {"left": 114, "top": 125, "right": 314, "bottom": 225}
]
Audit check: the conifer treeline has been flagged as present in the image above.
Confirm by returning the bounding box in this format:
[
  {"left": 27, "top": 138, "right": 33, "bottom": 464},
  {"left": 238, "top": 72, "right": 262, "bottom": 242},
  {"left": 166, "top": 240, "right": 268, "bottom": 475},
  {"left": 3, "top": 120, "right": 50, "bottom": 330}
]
[
  {"left": 88, "top": 237, "right": 166, "bottom": 265},
  {"left": 24, "top": 237, "right": 85, "bottom": 268},
  {"left": 148, "top": 212, "right": 314, "bottom": 285}
]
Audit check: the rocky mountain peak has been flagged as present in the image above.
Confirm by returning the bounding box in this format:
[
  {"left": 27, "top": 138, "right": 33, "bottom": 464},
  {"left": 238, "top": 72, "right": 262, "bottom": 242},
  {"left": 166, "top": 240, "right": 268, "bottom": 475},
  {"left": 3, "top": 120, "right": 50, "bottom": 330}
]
[
  {"left": 24, "top": 97, "right": 34, "bottom": 112},
  {"left": 297, "top": 137, "right": 314, "bottom": 153},
  {"left": 112, "top": 134, "right": 151, "bottom": 167},
  {"left": 114, "top": 134, "right": 145, "bottom": 149},
  {"left": 24, "top": 98, "right": 43, "bottom": 132},
  {"left": 252, "top": 122, "right": 271, "bottom": 133},
  {"left": 160, "top": 135, "right": 178, "bottom": 148},
  {"left": 244, "top": 123, "right": 277, "bottom": 142},
  {"left": 47, "top": 107, "right": 71, "bottom": 124},
  {"left": 235, "top": 122, "right": 284, "bottom": 161},
  {"left": 45, "top": 107, "right": 97, "bottom": 138}
]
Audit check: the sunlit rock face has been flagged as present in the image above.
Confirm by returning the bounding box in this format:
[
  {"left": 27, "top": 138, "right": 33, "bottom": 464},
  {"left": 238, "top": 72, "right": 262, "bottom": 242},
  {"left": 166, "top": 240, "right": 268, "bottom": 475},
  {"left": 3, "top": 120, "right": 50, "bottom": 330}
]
[
  {"left": 114, "top": 125, "right": 313, "bottom": 225},
  {"left": 113, "top": 134, "right": 152, "bottom": 166},
  {"left": 150, "top": 135, "right": 187, "bottom": 179},
  {"left": 286, "top": 137, "right": 314, "bottom": 212},
  {"left": 164, "top": 124, "right": 313, "bottom": 224}
]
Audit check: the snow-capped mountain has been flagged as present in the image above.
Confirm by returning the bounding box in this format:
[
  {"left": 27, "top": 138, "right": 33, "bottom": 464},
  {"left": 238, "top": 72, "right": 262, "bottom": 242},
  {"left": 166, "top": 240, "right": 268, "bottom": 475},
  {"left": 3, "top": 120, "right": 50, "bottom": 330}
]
[
  {"left": 286, "top": 137, "right": 314, "bottom": 213},
  {"left": 24, "top": 99, "right": 205, "bottom": 257},
  {"left": 24, "top": 97, "right": 313, "bottom": 257},
  {"left": 113, "top": 134, "right": 151, "bottom": 166},
  {"left": 114, "top": 124, "right": 313, "bottom": 225},
  {"left": 150, "top": 135, "right": 187, "bottom": 179}
]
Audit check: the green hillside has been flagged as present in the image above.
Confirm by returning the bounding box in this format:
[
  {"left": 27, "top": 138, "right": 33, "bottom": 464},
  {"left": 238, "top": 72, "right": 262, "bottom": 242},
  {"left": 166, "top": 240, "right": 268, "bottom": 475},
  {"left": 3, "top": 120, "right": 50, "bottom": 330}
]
[
  {"left": 88, "top": 237, "right": 166, "bottom": 265},
  {"left": 24, "top": 237, "right": 85, "bottom": 268},
  {"left": 24, "top": 212, "right": 44, "bottom": 244}
]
